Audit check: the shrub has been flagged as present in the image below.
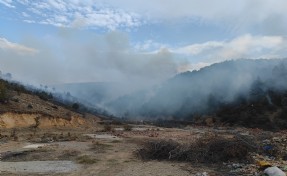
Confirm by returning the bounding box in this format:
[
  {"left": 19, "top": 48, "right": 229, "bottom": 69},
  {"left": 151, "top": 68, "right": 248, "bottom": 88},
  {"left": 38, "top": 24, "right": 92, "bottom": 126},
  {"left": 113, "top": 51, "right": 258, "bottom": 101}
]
[
  {"left": 137, "top": 140, "right": 179, "bottom": 160},
  {"left": 11, "top": 97, "right": 19, "bottom": 102},
  {"left": 137, "top": 136, "right": 256, "bottom": 163},
  {"left": 103, "top": 124, "right": 114, "bottom": 132},
  {"left": 10, "top": 129, "right": 18, "bottom": 141},
  {"left": 123, "top": 124, "right": 132, "bottom": 131},
  {"left": 36, "top": 91, "right": 53, "bottom": 101},
  {"left": 72, "top": 103, "right": 79, "bottom": 110},
  {"left": 27, "top": 104, "right": 33, "bottom": 109}
]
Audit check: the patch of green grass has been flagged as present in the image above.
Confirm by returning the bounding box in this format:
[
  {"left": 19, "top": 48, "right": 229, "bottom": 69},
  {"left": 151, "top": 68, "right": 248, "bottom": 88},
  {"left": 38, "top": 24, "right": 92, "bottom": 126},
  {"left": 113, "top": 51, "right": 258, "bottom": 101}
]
[
  {"left": 76, "top": 155, "right": 98, "bottom": 164},
  {"left": 111, "top": 140, "right": 121, "bottom": 143}
]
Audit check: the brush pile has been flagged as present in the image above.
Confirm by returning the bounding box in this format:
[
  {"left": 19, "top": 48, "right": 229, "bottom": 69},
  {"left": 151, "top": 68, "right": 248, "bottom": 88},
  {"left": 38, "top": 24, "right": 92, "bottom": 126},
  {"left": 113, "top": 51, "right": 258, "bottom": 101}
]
[{"left": 137, "top": 135, "right": 257, "bottom": 163}]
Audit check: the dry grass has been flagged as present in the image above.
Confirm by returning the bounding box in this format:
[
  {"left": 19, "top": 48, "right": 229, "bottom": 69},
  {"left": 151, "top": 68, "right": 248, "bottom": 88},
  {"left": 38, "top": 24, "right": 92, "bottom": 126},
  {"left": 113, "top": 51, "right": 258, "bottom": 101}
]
[
  {"left": 33, "top": 132, "right": 92, "bottom": 143},
  {"left": 58, "top": 150, "right": 81, "bottom": 160},
  {"left": 90, "top": 140, "right": 112, "bottom": 153},
  {"left": 137, "top": 136, "right": 256, "bottom": 163}
]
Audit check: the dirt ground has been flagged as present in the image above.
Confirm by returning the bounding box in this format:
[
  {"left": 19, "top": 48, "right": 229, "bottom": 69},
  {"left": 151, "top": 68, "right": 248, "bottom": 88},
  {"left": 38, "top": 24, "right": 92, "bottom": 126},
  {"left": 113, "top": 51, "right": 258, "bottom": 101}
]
[{"left": 0, "top": 125, "right": 286, "bottom": 176}]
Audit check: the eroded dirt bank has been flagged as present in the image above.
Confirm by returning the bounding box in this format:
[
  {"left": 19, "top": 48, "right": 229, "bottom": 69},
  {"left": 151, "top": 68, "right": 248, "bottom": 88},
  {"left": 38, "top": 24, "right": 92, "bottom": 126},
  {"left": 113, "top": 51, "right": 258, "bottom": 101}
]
[{"left": 0, "top": 112, "right": 86, "bottom": 128}]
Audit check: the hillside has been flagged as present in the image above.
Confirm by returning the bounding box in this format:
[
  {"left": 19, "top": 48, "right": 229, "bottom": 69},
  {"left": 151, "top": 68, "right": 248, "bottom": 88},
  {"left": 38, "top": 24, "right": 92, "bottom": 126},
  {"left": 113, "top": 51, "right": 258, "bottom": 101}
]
[
  {"left": 107, "top": 59, "right": 287, "bottom": 130},
  {"left": 0, "top": 78, "right": 97, "bottom": 129}
]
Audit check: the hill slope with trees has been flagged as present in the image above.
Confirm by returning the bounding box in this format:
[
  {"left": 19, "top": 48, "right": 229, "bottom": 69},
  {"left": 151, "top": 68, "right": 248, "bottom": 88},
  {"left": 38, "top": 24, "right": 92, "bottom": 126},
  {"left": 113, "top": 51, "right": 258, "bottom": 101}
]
[
  {"left": 0, "top": 76, "right": 101, "bottom": 129},
  {"left": 108, "top": 59, "right": 287, "bottom": 130}
]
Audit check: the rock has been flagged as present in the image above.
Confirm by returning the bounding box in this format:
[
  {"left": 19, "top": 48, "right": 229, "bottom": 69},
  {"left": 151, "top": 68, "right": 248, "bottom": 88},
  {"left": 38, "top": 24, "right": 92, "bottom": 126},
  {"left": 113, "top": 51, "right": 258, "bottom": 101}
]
[
  {"left": 232, "top": 163, "right": 244, "bottom": 169},
  {"left": 263, "top": 139, "right": 271, "bottom": 144},
  {"left": 264, "top": 166, "right": 286, "bottom": 176},
  {"left": 195, "top": 172, "right": 208, "bottom": 176},
  {"left": 273, "top": 137, "right": 281, "bottom": 142}
]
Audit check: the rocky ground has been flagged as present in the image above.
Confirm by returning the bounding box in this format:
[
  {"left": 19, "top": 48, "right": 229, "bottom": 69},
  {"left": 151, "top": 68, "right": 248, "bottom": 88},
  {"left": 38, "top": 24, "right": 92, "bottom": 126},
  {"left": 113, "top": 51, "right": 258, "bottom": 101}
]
[{"left": 0, "top": 124, "right": 287, "bottom": 176}]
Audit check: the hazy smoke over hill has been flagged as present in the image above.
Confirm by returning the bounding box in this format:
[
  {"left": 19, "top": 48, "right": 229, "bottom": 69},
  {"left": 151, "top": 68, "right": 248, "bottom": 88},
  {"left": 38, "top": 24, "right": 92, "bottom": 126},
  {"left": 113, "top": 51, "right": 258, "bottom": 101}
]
[
  {"left": 107, "top": 59, "right": 287, "bottom": 119},
  {"left": 0, "top": 30, "right": 179, "bottom": 90},
  {"left": 2, "top": 30, "right": 287, "bottom": 121}
]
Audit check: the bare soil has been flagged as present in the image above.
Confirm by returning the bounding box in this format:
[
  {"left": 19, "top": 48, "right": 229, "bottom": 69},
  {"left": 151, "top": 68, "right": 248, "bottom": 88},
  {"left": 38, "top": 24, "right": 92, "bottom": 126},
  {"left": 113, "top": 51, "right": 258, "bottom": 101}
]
[{"left": 0, "top": 124, "right": 286, "bottom": 176}]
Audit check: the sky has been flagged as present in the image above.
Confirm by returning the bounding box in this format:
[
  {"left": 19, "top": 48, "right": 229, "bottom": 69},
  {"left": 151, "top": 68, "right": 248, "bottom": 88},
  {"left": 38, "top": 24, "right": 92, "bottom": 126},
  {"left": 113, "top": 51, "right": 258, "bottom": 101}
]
[{"left": 1, "top": 0, "right": 287, "bottom": 86}]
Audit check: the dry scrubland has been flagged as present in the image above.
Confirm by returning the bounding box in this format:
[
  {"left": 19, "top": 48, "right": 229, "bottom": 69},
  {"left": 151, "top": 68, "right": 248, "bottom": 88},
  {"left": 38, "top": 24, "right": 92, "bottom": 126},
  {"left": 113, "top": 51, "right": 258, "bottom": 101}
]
[{"left": 1, "top": 121, "right": 287, "bottom": 176}]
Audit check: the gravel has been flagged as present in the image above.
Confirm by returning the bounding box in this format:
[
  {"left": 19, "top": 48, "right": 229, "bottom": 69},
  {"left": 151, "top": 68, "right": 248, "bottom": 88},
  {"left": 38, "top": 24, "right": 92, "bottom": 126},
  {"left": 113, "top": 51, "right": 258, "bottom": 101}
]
[
  {"left": 115, "top": 161, "right": 190, "bottom": 176},
  {"left": 0, "top": 160, "right": 79, "bottom": 173},
  {"left": 84, "top": 134, "right": 120, "bottom": 140}
]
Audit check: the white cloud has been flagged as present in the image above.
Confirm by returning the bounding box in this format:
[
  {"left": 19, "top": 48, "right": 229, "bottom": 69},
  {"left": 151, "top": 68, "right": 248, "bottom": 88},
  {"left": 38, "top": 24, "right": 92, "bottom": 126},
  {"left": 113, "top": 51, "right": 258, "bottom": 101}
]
[
  {"left": 218, "top": 34, "right": 284, "bottom": 59},
  {"left": 8, "top": 0, "right": 141, "bottom": 30},
  {"left": 22, "top": 12, "right": 29, "bottom": 17},
  {"left": 23, "top": 19, "right": 35, "bottom": 24},
  {"left": 46, "top": 0, "right": 67, "bottom": 11},
  {"left": 177, "top": 62, "right": 211, "bottom": 72},
  {"left": 0, "top": 0, "right": 14, "bottom": 8},
  {"left": 87, "top": 0, "right": 287, "bottom": 34},
  {"left": 173, "top": 41, "right": 224, "bottom": 55},
  {"left": 3, "top": 0, "right": 287, "bottom": 33},
  {"left": 16, "top": 0, "right": 29, "bottom": 5},
  {"left": 133, "top": 40, "right": 168, "bottom": 52},
  {"left": 173, "top": 34, "right": 285, "bottom": 58},
  {"left": 0, "top": 38, "right": 38, "bottom": 55},
  {"left": 171, "top": 34, "right": 287, "bottom": 71}
]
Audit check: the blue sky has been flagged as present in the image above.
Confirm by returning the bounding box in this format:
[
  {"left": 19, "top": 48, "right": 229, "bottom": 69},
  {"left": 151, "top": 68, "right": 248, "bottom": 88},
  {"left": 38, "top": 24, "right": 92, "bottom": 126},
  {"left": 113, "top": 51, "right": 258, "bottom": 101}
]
[{"left": 1, "top": 0, "right": 287, "bottom": 85}]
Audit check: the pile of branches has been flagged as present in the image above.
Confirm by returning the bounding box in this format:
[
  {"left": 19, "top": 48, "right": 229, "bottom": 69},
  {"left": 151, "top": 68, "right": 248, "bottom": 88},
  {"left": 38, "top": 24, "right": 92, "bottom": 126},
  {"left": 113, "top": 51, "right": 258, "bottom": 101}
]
[{"left": 137, "top": 136, "right": 257, "bottom": 163}]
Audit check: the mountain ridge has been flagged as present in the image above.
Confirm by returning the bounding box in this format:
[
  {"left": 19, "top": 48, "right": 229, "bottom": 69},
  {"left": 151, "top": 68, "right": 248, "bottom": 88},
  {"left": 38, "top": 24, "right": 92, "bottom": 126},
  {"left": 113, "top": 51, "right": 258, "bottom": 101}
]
[{"left": 107, "top": 59, "right": 287, "bottom": 129}]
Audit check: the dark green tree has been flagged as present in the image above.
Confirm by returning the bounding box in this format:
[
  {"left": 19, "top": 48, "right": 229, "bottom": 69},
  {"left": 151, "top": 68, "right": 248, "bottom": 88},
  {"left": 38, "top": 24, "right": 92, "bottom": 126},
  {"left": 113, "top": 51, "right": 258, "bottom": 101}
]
[
  {"left": 72, "top": 103, "right": 80, "bottom": 110},
  {"left": 0, "top": 82, "right": 8, "bottom": 102}
]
